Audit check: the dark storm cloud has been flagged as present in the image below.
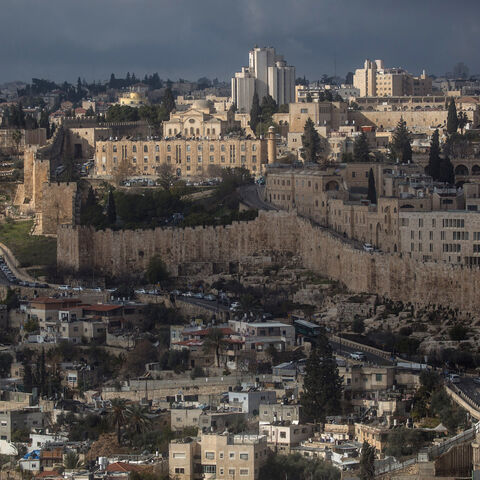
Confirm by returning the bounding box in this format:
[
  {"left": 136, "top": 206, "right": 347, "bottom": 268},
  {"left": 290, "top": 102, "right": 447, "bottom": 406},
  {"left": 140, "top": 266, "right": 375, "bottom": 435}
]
[{"left": 1, "top": 0, "right": 479, "bottom": 83}]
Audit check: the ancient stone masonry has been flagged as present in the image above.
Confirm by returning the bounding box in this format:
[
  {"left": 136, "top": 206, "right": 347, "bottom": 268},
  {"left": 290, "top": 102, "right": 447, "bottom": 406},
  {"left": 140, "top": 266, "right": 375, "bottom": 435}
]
[{"left": 57, "top": 210, "right": 480, "bottom": 312}]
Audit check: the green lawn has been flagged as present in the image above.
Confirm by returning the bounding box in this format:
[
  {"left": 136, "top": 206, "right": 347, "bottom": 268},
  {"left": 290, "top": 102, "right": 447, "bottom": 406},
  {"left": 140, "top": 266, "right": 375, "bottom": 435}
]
[{"left": 0, "top": 220, "right": 57, "bottom": 267}]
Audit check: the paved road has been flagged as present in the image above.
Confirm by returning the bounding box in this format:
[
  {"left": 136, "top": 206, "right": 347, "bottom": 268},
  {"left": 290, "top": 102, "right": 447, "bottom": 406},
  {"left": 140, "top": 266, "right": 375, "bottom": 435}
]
[
  {"left": 238, "top": 185, "right": 278, "bottom": 211},
  {"left": 173, "top": 295, "right": 230, "bottom": 313},
  {"left": 329, "top": 339, "right": 394, "bottom": 366},
  {"left": 457, "top": 377, "right": 480, "bottom": 405}
]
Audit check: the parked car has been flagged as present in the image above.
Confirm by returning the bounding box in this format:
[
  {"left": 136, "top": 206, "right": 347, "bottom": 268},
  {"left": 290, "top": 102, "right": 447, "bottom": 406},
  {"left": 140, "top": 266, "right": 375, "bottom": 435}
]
[
  {"left": 193, "top": 292, "right": 204, "bottom": 299},
  {"left": 90, "top": 287, "right": 102, "bottom": 292},
  {"left": 363, "top": 243, "right": 374, "bottom": 252},
  {"left": 350, "top": 352, "right": 367, "bottom": 361},
  {"left": 134, "top": 289, "right": 146, "bottom": 295},
  {"left": 72, "top": 286, "right": 84, "bottom": 292},
  {"left": 204, "top": 294, "right": 216, "bottom": 301},
  {"left": 183, "top": 291, "right": 193, "bottom": 297},
  {"left": 59, "top": 285, "right": 71, "bottom": 290},
  {"left": 448, "top": 374, "right": 461, "bottom": 384},
  {"left": 171, "top": 290, "right": 181, "bottom": 296}
]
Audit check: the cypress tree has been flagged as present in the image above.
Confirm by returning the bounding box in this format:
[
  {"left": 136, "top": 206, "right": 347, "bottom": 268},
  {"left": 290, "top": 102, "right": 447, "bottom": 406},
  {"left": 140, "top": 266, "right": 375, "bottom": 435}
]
[
  {"left": 390, "top": 117, "right": 412, "bottom": 163},
  {"left": 106, "top": 189, "right": 117, "bottom": 225},
  {"left": 425, "top": 129, "right": 441, "bottom": 180},
  {"left": 162, "top": 88, "right": 175, "bottom": 115},
  {"left": 353, "top": 132, "right": 370, "bottom": 163},
  {"left": 249, "top": 92, "right": 261, "bottom": 135},
  {"left": 447, "top": 98, "right": 459, "bottom": 135},
  {"left": 300, "top": 332, "right": 343, "bottom": 422},
  {"left": 438, "top": 156, "right": 455, "bottom": 184},
  {"left": 367, "top": 168, "right": 377, "bottom": 204},
  {"left": 301, "top": 118, "right": 322, "bottom": 164},
  {"left": 359, "top": 442, "right": 376, "bottom": 480}
]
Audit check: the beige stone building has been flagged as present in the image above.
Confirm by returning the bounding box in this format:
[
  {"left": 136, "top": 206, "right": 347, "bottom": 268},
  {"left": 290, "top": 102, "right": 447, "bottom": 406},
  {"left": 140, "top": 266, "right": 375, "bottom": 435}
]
[
  {"left": 259, "top": 423, "right": 314, "bottom": 454},
  {"left": 163, "top": 100, "right": 239, "bottom": 139},
  {"left": 169, "top": 433, "right": 268, "bottom": 480},
  {"left": 94, "top": 136, "right": 267, "bottom": 178},
  {"left": 353, "top": 59, "right": 432, "bottom": 97}
]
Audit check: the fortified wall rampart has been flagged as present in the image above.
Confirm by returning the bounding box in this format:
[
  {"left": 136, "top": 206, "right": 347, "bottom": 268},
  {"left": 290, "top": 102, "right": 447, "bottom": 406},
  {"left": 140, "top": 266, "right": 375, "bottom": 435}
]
[{"left": 57, "top": 211, "right": 480, "bottom": 312}]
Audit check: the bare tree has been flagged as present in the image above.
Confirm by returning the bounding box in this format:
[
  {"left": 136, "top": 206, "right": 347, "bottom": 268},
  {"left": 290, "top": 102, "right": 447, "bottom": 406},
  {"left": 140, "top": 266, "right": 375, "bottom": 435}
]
[
  {"left": 113, "top": 156, "right": 135, "bottom": 186},
  {"left": 156, "top": 162, "right": 175, "bottom": 191}
]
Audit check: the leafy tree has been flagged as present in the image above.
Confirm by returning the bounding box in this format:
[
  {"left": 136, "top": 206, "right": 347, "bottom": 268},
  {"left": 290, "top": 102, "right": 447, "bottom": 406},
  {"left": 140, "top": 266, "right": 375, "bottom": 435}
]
[
  {"left": 39, "top": 110, "right": 51, "bottom": 138},
  {"left": 203, "top": 328, "right": 227, "bottom": 367},
  {"left": 23, "top": 364, "right": 34, "bottom": 393},
  {"left": 250, "top": 92, "right": 261, "bottom": 135},
  {"left": 259, "top": 453, "right": 340, "bottom": 480},
  {"left": 260, "top": 95, "right": 278, "bottom": 123},
  {"left": 145, "top": 255, "right": 171, "bottom": 287},
  {"left": 109, "top": 398, "right": 128, "bottom": 445},
  {"left": 352, "top": 318, "right": 365, "bottom": 334},
  {"left": 449, "top": 323, "right": 468, "bottom": 341},
  {"left": 106, "top": 105, "right": 139, "bottom": 122},
  {"left": 106, "top": 188, "right": 117, "bottom": 225},
  {"left": 156, "top": 163, "right": 176, "bottom": 191},
  {"left": 385, "top": 428, "right": 431, "bottom": 458},
  {"left": 3, "top": 287, "right": 19, "bottom": 311},
  {"left": 425, "top": 129, "right": 441, "bottom": 180},
  {"left": 11, "top": 130, "right": 23, "bottom": 159},
  {"left": 458, "top": 111, "right": 468, "bottom": 134},
  {"left": 306, "top": 93, "right": 313, "bottom": 103},
  {"left": 64, "top": 451, "right": 82, "bottom": 470},
  {"left": 300, "top": 332, "right": 343, "bottom": 422},
  {"left": 367, "top": 168, "right": 377, "bottom": 204},
  {"left": 80, "top": 187, "right": 106, "bottom": 228},
  {"left": 447, "top": 98, "right": 459, "bottom": 135},
  {"left": 353, "top": 132, "right": 370, "bottom": 162},
  {"left": 390, "top": 117, "right": 412, "bottom": 163},
  {"left": 301, "top": 118, "right": 322, "bottom": 164},
  {"left": 438, "top": 156, "right": 454, "bottom": 184},
  {"left": 359, "top": 441, "right": 375, "bottom": 480}
]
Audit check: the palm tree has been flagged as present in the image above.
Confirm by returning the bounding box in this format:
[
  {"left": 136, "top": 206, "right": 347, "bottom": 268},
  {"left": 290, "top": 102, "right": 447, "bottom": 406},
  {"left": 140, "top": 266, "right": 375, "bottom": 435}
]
[
  {"left": 127, "top": 404, "right": 151, "bottom": 437},
  {"left": 203, "top": 328, "right": 227, "bottom": 367},
  {"left": 109, "top": 398, "right": 128, "bottom": 445},
  {"left": 64, "top": 451, "right": 83, "bottom": 470}
]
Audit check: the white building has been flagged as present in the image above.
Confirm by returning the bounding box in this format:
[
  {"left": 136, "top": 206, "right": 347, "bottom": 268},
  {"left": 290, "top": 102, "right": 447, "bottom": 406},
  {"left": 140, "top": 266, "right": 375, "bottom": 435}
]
[{"left": 232, "top": 47, "right": 295, "bottom": 113}]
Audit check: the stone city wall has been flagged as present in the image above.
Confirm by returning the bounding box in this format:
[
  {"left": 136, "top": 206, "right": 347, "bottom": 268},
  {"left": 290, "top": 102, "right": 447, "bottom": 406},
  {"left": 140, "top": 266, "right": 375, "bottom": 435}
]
[{"left": 57, "top": 210, "right": 480, "bottom": 312}]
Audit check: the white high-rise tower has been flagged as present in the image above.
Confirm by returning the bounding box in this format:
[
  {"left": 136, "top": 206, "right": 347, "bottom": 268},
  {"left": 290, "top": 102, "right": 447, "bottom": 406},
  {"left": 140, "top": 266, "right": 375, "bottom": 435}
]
[{"left": 231, "top": 46, "right": 295, "bottom": 113}]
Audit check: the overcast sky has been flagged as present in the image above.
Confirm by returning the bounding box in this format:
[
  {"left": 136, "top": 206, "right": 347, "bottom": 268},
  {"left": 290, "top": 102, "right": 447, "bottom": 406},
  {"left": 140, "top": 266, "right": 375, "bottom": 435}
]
[{"left": 1, "top": 0, "right": 479, "bottom": 84}]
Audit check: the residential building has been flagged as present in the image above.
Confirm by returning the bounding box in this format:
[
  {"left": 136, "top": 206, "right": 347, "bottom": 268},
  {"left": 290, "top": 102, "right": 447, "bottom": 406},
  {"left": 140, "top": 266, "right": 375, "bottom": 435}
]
[
  {"left": 258, "top": 403, "right": 304, "bottom": 424},
  {"left": 228, "top": 320, "right": 295, "bottom": 352},
  {"left": 0, "top": 408, "right": 44, "bottom": 442},
  {"left": 228, "top": 390, "right": 276, "bottom": 414},
  {"left": 169, "top": 433, "right": 269, "bottom": 480},
  {"left": 259, "top": 423, "right": 314, "bottom": 453},
  {"left": 232, "top": 47, "right": 295, "bottom": 113},
  {"left": 353, "top": 59, "right": 432, "bottom": 97}
]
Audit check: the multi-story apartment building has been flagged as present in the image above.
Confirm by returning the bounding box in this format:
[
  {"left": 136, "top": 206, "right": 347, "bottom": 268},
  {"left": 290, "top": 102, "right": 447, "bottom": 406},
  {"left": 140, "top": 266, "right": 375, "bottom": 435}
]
[
  {"left": 353, "top": 59, "right": 432, "bottom": 97},
  {"left": 94, "top": 136, "right": 266, "bottom": 178},
  {"left": 228, "top": 320, "right": 296, "bottom": 352},
  {"left": 169, "top": 433, "right": 269, "bottom": 480},
  {"left": 228, "top": 390, "right": 276, "bottom": 414},
  {"left": 259, "top": 423, "right": 314, "bottom": 453},
  {"left": 232, "top": 47, "right": 295, "bottom": 113},
  {"left": 0, "top": 408, "right": 44, "bottom": 442}
]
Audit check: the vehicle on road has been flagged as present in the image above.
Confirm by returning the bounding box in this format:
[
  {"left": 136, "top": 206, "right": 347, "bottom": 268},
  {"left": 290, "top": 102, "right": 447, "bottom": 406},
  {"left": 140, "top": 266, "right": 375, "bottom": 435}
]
[
  {"left": 473, "top": 377, "right": 480, "bottom": 385},
  {"left": 59, "top": 285, "right": 71, "bottom": 290},
  {"left": 72, "top": 286, "right": 84, "bottom": 292},
  {"left": 350, "top": 352, "right": 367, "bottom": 361},
  {"left": 204, "top": 294, "right": 216, "bottom": 301},
  {"left": 230, "top": 301, "right": 241, "bottom": 311},
  {"left": 448, "top": 374, "right": 461, "bottom": 384},
  {"left": 193, "top": 292, "right": 204, "bottom": 299},
  {"left": 183, "top": 291, "right": 193, "bottom": 297},
  {"left": 134, "top": 289, "right": 146, "bottom": 295},
  {"left": 171, "top": 290, "right": 181, "bottom": 296},
  {"left": 363, "top": 243, "right": 374, "bottom": 252},
  {"left": 91, "top": 287, "right": 102, "bottom": 292}
]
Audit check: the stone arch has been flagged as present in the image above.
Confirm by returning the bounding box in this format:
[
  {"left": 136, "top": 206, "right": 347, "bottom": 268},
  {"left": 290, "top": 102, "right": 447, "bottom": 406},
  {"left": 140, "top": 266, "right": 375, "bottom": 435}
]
[
  {"left": 325, "top": 180, "right": 340, "bottom": 191},
  {"left": 472, "top": 165, "right": 480, "bottom": 175},
  {"left": 455, "top": 164, "right": 469, "bottom": 175}
]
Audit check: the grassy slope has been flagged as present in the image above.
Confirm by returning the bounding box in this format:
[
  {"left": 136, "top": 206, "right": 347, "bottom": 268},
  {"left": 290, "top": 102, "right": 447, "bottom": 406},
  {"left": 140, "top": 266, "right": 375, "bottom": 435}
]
[{"left": 0, "top": 220, "right": 57, "bottom": 267}]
